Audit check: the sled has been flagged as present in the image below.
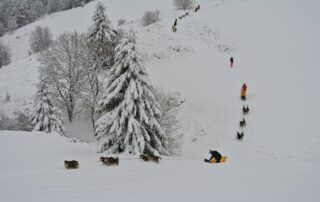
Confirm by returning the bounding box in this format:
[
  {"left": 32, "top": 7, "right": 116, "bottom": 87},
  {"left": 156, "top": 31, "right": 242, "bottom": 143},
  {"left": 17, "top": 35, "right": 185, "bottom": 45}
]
[{"left": 209, "top": 156, "right": 227, "bottom": 163}]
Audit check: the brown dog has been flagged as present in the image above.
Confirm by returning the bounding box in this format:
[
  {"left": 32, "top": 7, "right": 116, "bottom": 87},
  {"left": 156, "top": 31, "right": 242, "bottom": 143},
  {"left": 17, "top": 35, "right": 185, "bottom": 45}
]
[
  {"left": 148, "top": 154, "right": 161, "bottom": 163},
  {"left": 64, "top": 160, "right": 79, "bottom": 169},
  {"left": 100, "top": 157, "right": 119, "bottom": 166},
  {"left": 140, "top": 154, "right": 150, "bottom": 162},
  {"left": 140, "top": 154, "right": 161, "bottom": 163}
]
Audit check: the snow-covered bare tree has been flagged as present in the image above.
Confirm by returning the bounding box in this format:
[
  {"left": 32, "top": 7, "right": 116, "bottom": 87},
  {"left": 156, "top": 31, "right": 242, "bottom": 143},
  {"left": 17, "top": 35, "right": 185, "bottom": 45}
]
[
  {"left": 87, "top": 2, "right": 117, "bottom": 70},
  {"left": 31, "top": 77, "right": 66, "bottom": 135},
  {"left": 173, "top": 0, "right": 195, "bottom": 10},
  {"left": 0, "top": 40, "right": 11, "bottom": 68},
  {"left": 95, "top": 32, "right": 167, "bottom": 156},
  {"left": 30, "top": 26, "right": 53, "bottom": 53},
  {"left": 79, "top": 37, "right": 102, "bottom": 131},
  {"left": 118, "top": 19, "right": 126, "bottom": 26},
  {"left": 141, "top": 10, "right": 160, "bottom": 26},
  {"left": 40, "top": 32, "right": 86, "bottom": 122},
  {"left": 154, "top": 89, "right": 183, "bottom": 155}
]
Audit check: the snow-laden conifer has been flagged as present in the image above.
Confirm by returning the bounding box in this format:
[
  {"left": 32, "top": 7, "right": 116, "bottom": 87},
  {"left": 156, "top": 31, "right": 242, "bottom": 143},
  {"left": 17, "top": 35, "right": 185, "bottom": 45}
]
[
  {"left": 88, "top": 2, "right": 117, "bottom": 69},
  {"left": 96, "top": 32, "right": 167, "bottom": 156},
  {"left": 31, "top": 78, "right": 66, "bottom": 135}
]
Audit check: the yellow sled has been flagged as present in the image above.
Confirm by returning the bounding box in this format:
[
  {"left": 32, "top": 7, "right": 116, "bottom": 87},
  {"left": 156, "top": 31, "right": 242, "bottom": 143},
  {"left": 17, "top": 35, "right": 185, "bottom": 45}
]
[{"left": 210, "top": 156, "right": 227, "bottom": 163}]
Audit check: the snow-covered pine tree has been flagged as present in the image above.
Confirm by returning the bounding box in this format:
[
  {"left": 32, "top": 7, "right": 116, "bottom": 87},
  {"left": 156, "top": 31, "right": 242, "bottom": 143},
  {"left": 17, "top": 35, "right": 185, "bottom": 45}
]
[
  {"left": 95, "top": 32, "right": 167, "bottom": 156},
  {"left": 87, "top": 2, "right": 117, "bottom": 70},
  {"left": 85, "top": 2, "right": 118, "bottom": 132},
  {"left": 31, "top": 78, "right": 66, "bottom": 135}
]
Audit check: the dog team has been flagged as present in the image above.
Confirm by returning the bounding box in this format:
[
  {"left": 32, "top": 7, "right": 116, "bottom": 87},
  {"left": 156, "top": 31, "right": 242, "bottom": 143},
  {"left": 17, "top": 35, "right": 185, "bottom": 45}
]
[
  {"left": 64, "top": 153, "right": 161, "bottom": 169},
  {"left": 237, "top": 81, "right": 250, "bottom": 140}
]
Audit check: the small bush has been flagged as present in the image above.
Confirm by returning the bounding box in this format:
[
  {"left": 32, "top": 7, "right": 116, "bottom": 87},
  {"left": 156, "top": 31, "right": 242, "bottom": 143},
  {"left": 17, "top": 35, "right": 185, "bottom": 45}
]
[
  {"left": 0, "top": 112, "right": 14, "bottom": 130},
  {"left": 0, "top": 111, "right": 33, "bottom": 131},
  {"left": 173, "top": 0, "right": 195, "bottom": 10},
  {"left": 0, "top": 40, "right": 11, "bottom": 68},
  {"left": 12, "top": 111, "right": 34, "bottom": 131},
  {"left": 118, "top": 19, "right": 126, "bottom": 26},
  {"left": 30, "top": 26, "right": 53, "bottom": 53},
  {"left": 141, "top": 10, "right": 160, "bottom": 26}
]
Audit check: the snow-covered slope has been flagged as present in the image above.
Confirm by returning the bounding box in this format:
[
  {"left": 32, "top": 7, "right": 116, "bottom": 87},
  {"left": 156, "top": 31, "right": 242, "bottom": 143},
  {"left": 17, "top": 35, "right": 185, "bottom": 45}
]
[{"left": 1, "top": 0, "right": 320, "bottom": 201}]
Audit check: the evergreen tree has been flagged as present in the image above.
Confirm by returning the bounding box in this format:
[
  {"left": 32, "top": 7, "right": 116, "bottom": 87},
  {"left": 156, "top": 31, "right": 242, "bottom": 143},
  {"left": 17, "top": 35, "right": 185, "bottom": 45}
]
[
  {"left": 31, "top": 78, "right": 66, "bottom": 135},
  {"left": 87, "top": 2, "right": 117, "bottom": 70},
  {"left": 95, "top": 33, "right": 167, "bottom": 156},
  {"left": 85, "top": 2, "right": 118, "bottom": 132}
]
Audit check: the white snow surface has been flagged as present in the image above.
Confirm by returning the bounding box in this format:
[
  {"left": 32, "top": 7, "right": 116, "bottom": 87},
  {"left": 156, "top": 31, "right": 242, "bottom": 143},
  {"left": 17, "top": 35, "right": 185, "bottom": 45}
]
[{"left": 1, "top": 0, "right": 320, "bottom": 201}]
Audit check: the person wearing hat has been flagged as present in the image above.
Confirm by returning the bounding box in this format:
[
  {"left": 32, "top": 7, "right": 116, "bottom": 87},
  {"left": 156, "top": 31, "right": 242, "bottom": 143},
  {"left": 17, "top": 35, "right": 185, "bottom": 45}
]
[{"left": 204, "top": 150, "right": 222, "bottom": 163}]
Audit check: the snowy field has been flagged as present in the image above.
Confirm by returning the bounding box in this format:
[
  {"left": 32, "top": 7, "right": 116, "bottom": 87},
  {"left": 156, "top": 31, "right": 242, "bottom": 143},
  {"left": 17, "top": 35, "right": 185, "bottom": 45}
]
[{"left": 1, "top": 0, "right": 320, "bottom": 201}]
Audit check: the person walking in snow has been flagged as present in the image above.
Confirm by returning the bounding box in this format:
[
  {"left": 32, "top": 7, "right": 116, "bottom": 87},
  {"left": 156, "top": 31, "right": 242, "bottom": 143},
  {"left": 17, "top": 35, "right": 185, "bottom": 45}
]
[
  {"left": 241, "top": 83, "right": 247, "bottom": 100},
  {"left": 230, "top": 57, "right": 234, "bottom": 67},
  {"left": 204, "top": 150, "right": 222, "bottom": 163}
]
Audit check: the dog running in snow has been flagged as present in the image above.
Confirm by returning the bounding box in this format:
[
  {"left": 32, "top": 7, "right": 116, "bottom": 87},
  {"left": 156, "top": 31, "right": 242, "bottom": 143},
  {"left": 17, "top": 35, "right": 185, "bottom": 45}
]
[
  {"left": 100, "top": 156, "right": 119, "bottom": 166},
  {"left": 64, "top": 160, "right": 79, "bottom": 169},
  {"left": 140, "top": 153, "right": 161, "bottom": 163},
  {"left": 237, "top": 132, "right": 244, "bottom": 140},
  {"left": 239, "top": 118, "right": 246, "bottom": 127},
  {"left": 242, "top": 105, "right": 250, "bottom": 114}
]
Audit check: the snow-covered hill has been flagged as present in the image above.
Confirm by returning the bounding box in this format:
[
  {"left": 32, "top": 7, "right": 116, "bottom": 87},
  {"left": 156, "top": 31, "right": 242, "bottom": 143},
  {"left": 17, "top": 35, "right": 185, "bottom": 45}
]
[{"left": 1, "top": 0, "right": 320, "bottom": 201}]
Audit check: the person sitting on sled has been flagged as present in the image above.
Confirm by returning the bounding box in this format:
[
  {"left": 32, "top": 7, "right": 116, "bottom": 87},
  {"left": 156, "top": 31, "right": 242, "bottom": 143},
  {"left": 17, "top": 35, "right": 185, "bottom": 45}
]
[{"left": 204, "top": 150, "right": 222, "bottom": 163}]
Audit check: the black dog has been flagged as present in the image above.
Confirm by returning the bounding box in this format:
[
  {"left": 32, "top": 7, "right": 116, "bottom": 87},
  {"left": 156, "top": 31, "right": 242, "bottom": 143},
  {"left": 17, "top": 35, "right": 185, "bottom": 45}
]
[
  {"left": 64, "top": 160, "right": 79, "bottom": 169},
  {"left": 100, "top": 157, "right": 119, "bottom": 166},
  {"left": 243, "top": 105, "right": 250, "bottom": 114},
  {"left": 194, "top": 5, "right": 200, "bottom": 12},
  {"left": 239, "top": 118, "right": 246, "bottom": 127},
  {"left": 237, "top": 132, "right": 244, "bottom": 140},
  {"left": 174, "top": 18, "right": 177, "bottom": 26}
]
